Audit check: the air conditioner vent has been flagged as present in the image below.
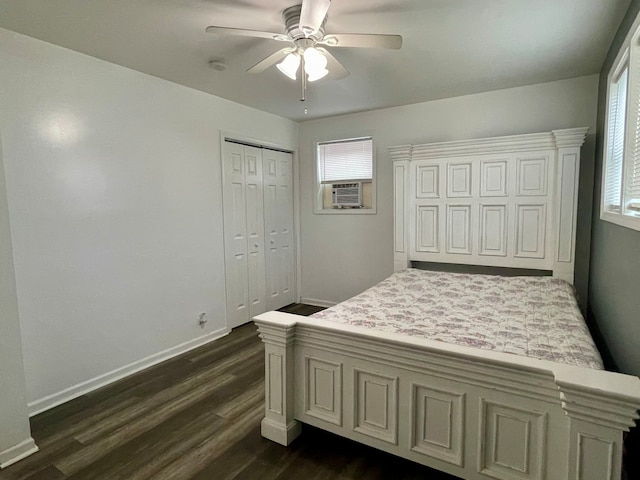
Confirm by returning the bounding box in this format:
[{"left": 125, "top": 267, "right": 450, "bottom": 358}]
[{"left": 332, "top": 182, "right": 362, "bottom": 207}]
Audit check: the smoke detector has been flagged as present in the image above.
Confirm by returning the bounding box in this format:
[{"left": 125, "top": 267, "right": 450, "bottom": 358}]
[{"left": 208, "top": 59, "right": 226, "bottom": 71}]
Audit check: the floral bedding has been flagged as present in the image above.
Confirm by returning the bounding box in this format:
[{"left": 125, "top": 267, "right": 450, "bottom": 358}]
[{"left": 311, "top": 269, "right": 603, "bottom": 370}]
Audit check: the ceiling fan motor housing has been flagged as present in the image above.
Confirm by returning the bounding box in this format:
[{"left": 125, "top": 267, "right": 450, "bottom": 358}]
[{"left": 283, "top": 5, "right": 326, "bottom": 42}]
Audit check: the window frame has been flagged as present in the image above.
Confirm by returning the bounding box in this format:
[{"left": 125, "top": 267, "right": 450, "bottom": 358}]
[
  {"left": 601, "top": 13, "right": 640, "bottom": 232},
  {"left": 313, "top": 135, "right": 377, "bottom": 215}
]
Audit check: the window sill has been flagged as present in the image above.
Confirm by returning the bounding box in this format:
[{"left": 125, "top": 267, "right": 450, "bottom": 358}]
[
  {"left": 313, "top": 208, "right": 377, "bottom": 215},
  {"left": 601, "top": 210, "right": 640, "bottom": 232}
]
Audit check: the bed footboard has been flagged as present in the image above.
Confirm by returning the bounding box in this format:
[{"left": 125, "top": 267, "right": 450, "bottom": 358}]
[{"left": 255, "top": 311, "right": 640, "bottom": 480}]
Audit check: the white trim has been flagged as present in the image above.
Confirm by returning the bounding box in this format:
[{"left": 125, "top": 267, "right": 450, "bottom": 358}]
[
  {"left": 294, "top": 139, "right": 303, "bottom": 304},
  {"left": 220, "top": 130, "right": 297, "bottom": 155},
  {"left": 28, "top": 327, "right": 228, "bottom": 416},
  {"left": 261, "top": 418, "right": 302, "bottom": 446},
  {"left": 600, "top": 210, "right": 640, "bottom": 231},
  {"left": 300, "top": 297, "right": 337, "bottom": 308},
  {"left": 311, "top": 207, "right": 377, "bottom": 215},
  {"left": 0, "top": 438, "right": 38, "bottom": 469},
  {"left": 389, "top": 129, "right": 587, "bottom": 161},
  {"left": 389, "top": 130, "right": 588, "bottom": 163}
]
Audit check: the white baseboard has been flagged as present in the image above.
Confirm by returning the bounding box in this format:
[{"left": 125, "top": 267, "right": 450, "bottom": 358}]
[
  {"left": 300, "top": 297, "right": 337, "bottom": 308},
  {"left": 0, "top": 438, "right": 38, "bottom": 469},
  {"left": 28, "top": 327, "right": 229, "bottom": 416}
]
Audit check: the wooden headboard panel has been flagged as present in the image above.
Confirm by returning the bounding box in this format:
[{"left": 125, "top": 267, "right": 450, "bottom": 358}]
[{"left": 389, "top": 128, "right": 588, "bottom": 284}]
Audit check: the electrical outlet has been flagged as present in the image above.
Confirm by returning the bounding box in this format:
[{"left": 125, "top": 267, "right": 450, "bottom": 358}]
[{"left": 198, "top": 313, "right": 208, "bottom": 328}]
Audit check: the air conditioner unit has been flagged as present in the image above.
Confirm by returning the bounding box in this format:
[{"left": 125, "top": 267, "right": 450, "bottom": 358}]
[{"left": 332, "top": 182, "right": 362, "bottom": 207}]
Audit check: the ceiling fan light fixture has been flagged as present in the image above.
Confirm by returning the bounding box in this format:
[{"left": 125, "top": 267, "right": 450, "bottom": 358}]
[
  {"left": 307, "top": 68, "right": 328, "bottom": 82},
  {"left": 207, "top": 1, "right": 401, "bottom": 91},
  {"left": 276, "top": 52, "right": 300, "bottom": 80},
  {"left": 304, "top": 47, "right": 327, "bottom": 70},
  {"left": 303, "top": 47, "right": 328, "bottom": 81}
]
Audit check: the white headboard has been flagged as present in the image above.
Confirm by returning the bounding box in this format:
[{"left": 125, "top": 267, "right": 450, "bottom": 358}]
[{"left": 389, "top": 128, "right": 588, "bottom": 284}]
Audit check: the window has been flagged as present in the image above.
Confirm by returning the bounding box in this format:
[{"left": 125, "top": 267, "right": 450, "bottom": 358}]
[
  {"left": 314, "top": 137, "right": 376, "bottom": 213},
  {"left": 602, "top": 15, "right": 640, "bottom": 231}
]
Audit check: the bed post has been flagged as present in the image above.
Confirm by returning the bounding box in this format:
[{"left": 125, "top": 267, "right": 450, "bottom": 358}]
[
  {"left": 555, "top": 368, "right": 640, "bottom": 480},
  {"left": 551, "top": 128, "right": 589, "bottom": 283},
  {"left": 390, "top": 145, "right": 412, "bottom": 272},
  {"left": 254, "top": 312, "right": 301, "bottom": 446}
]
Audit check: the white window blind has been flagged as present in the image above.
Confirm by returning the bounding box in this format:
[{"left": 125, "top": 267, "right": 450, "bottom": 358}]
[
  {"left": 318, "top": 138, "right": 373, "bottom": 183},
  {"left": 629, "top": 156, "right": 640, "bottom": 210},
  {"left": 604, "top": 66, "right": 628, "bottom": 212},
  {"left": 602, "top": 19, "right": 640, "bottom": 231},
  {"left": 628, "top": 62, "right": 640, "bottom": 213}
]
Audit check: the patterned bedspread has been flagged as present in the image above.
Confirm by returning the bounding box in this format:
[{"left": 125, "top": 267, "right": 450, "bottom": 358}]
[{"left": 311, "top": 269, "right": 604, "bottom": 370}]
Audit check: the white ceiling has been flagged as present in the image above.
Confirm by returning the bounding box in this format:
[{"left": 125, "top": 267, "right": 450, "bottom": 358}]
[{"left": 0, "top": 0, "right": 631, "bottom": 121}]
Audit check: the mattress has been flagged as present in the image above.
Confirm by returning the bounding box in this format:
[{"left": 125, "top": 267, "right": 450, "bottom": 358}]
[{"left": 311, "top": 269, "right": 604, "bottom": 370}]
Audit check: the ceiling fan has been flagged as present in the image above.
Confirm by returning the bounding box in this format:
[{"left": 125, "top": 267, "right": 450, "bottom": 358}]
[{"left": 205, "top": 0, "right": 402, "bottom": 88}]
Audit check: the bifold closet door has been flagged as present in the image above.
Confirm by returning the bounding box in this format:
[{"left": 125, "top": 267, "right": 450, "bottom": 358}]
[
  {"left": 222, "top": 141, "right": 266, "bottom": 329},
  {"left": 263, "top": 149, "right": 295, "bottom": 310}
]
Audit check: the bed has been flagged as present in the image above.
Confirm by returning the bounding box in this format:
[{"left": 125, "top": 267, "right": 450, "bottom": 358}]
[{"left": 253, "top": 128, "right": 640, "bottom": 480}]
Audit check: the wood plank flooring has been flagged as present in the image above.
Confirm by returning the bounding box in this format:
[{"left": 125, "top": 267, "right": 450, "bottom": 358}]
[
  {"left": 1, "top": 305, "right": 456, "bottom": 480},
  {"left": 278, "top": 303, "right": 326, "bottom": 316}
]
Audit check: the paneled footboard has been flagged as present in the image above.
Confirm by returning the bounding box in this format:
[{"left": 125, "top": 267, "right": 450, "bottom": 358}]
[{"left": 254, "top": 311, "right": 640, "bottom": 480}]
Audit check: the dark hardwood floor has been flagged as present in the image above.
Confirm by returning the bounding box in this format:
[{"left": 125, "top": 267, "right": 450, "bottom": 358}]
[
  {"left": 277, "top": 303, "right": 326, "bottom": 316},
  {"left": 1, "top": 304, "right": 455, "bottom": 480}
]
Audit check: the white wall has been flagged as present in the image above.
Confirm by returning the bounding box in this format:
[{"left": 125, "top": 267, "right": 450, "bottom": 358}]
[
  {"left": 0, "top": 25, "right": 600, "bottom": 417},
  {"left": 0, "top": 135, "right": 37, "bottom": 467},
  {"left": 0, "top": 28, "right": 298, "bottom": 413},
  {"left": 298, "top": 75, "right": 599, "bottom": 305}
]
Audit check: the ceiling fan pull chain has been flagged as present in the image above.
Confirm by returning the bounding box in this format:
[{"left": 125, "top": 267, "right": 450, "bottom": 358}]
[{"left": 301, "top": 57, "right": 307, "bottom": 102}]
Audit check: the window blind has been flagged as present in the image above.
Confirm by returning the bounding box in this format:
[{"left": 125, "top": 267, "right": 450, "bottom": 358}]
[
  {"left": 602, "top": 22, "right": 640, "bottom": 230},
  {"left": 629, "top": 159, "right": 640, "bottom": 211},
  {"left": 604, "top": 67, "right": 628, "bottom": 211},
  {"left": 318, "top": 138, "right": 373, "bottom": 183},
  {"left": 629, "top": 60, "right": 640, "bottom": 212}
]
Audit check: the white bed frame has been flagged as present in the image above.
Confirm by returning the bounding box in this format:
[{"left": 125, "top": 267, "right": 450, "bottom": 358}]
[{"left": 254, "top": 128, "right": 640, "bottom": 480}]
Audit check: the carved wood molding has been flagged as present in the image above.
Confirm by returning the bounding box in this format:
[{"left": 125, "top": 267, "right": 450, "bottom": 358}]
[{"left": 388, "top": 128, "right": 589, "bottom": 162}]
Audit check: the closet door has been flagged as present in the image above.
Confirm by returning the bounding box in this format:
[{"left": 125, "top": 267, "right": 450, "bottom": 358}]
[
  {"left": 222, "top": 142, "right": 266, "bottom": 329},
  {"left": 263, "top": 149, "right": 295, "bottom": 310},
  {"left": 244, "top": 146, "right": 266, "bottom": 320}
]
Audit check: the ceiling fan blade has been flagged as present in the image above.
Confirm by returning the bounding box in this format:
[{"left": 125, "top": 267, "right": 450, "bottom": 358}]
[
  {"left": 300, "top": 0, "right": 331, "bottom": 36},
  {"left": 319, "top": 33, "right": 403, "bottom": 50},
  {"left": 317, "top": 48, "right": 349, "bottom": 80},
  {"left": 205, "top": 26, "right": 291, "bottom": 42},
  {"left": 246, "top": 48, "right": 293, "bottom": 74}
]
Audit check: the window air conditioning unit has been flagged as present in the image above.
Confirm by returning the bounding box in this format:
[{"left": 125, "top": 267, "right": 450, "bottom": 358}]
[{"left": 332, "top": 182, "right": 362, "bottom": 207}]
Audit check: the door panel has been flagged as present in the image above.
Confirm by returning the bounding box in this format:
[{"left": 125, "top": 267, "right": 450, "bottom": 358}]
[
  {"left": 263, "top": 150, "right": 295, "bottom": 310},
  {"left": 222, "top": 142, "right": 249, "bottom": 328},
  {"left": 244, "top": 145, "right": 266, "bottom": 320},
  {"left": 265, "top": 183, "right": 279, "bottom": 298}
]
